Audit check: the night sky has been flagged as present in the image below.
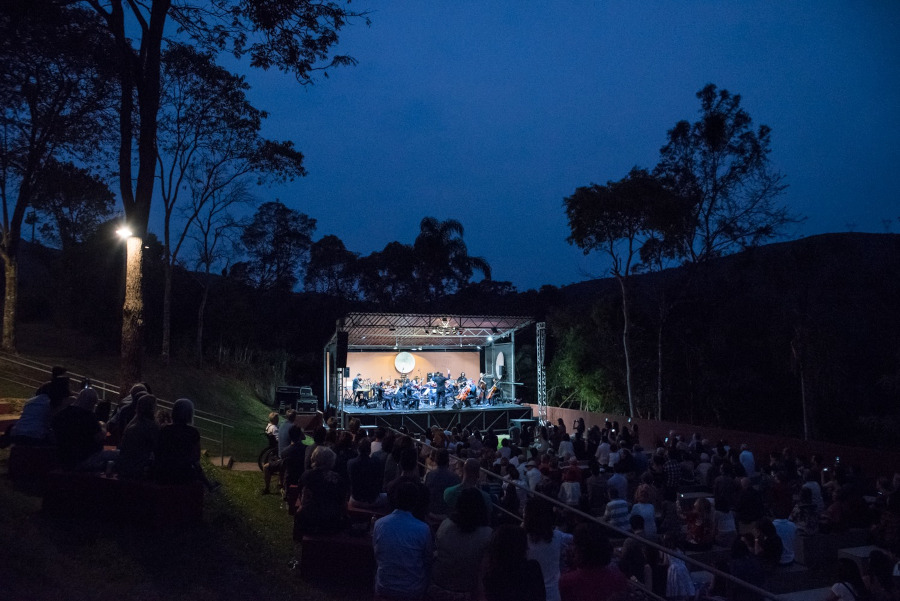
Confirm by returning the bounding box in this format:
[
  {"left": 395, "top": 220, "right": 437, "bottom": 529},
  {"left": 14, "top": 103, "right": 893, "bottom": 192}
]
[{"left": 204, "top": 2, "right": 900, "bottom": 291}]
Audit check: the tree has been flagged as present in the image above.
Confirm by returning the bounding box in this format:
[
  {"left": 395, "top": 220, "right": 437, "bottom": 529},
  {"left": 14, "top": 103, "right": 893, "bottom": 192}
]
[
  {"left": 189, "top": 180, "right": 251, "bottom": 363},
  {"left": 654, "top": 84, "right": 795, "bottom": 264},
  {"left": 240, "top": 201, "right": 316, "bottom": 292},
  {"left": 30, "top": 159, "right": 115, "bottom": 250},
  {"left": 565, "top": 168, "right": 674, "bottom": 418},
  {"left": 0, "top": 3, "right": 115, "bottom": 350},
  {"left": 71, "top": 0, "right": 367, "bottom": 389},
  {"left": 156, "top": 43, "right": 305, "bottom": 362},
  {"left": 357, "top": 241, "right": 418, "bottom": 308},
  {"left": 412, "top": 217, "right": 491, "bottom": 301},
  {"left": 304, "top": 234, "right": 360, "bottom": 299}
]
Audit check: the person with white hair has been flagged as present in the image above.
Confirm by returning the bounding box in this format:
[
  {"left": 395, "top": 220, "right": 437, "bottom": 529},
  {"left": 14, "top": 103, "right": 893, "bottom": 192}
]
[{"left": 51, "top": 387, "right": 117, "bottom": 471}]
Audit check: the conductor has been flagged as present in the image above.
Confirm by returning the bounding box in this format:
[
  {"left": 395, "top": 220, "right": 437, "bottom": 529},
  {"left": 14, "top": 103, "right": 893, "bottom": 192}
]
[{"left": 433, "top": 372, "right": 448, "bottom": 408}]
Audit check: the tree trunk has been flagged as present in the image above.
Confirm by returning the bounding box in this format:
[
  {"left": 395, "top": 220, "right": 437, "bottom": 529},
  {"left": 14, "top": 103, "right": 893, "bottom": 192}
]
[
  {"left": 2, "top": 253, "right": 17, "bottom": 351},
  {"left": 196, "top": 275, "right": 209, "bottom": 366},
  {"left": 617, "top": 275, "right": 635, "bottom": 418},
  {"left": 120, "top": 236, "right": 144, "bottom": 392},
  {"left": 657, "top": 318, "right": 663, "bottom": 421},
  {"left": 161, "top": 261, "right": 172, "bottom": 364}
]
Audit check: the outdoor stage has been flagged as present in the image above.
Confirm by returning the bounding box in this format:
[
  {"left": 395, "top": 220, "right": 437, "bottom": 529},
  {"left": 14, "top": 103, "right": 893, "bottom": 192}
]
[{"left": 339, "top": 400, "right": 534, "bottom": 435}]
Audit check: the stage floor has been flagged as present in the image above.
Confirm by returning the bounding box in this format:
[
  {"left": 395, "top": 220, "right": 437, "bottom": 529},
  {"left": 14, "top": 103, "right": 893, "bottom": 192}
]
[{"left": 336, "top": 401, "right": 534, "bottom": 435}]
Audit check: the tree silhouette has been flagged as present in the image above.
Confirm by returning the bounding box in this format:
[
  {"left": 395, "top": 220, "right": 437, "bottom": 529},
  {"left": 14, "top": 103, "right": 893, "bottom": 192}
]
[
  {"left": 413, "top": 217, "right": 491, "bottom": 301},
  {"left": 239, "top": 201, "right": 316, "bottom": 292}
]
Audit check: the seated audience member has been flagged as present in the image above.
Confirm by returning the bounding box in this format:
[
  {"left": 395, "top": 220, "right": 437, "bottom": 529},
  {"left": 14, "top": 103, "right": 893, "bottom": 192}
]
[
  {"left": 444, "top": 457, "right": 493, "bottom": 525},
  {"left": 820, "top": 485, "right": 854, "bottom": 533},
  {"left": 106, "top": 383, "right": 148, "bottom": 446},
  {"left": 662, "top": 533, "right": 696, "bottom": 601},
  {"left": 629, "top": 484, "right": 658, "bottom": 540},
  {"left": 603, "top": 486, "right": 630, "bottom": 531},
  {"left": 734, "top": 477, "right": 765, "bottom": 528},
  {"left": 558, "top": 459, "right": 582, "bottom": 508},
  {"left": 585, "top": 462, "right": 609, "bottom": 516},
  {"left": 51, "top": 387, "right": 113, "bottom": 471},
  {"left": 424, "top": 448, "right": 461, "bottom": 519},
  {"left": 863, "top": 549, "right": 896, "bottom": 601},
  {"left": 481, "top": 525, "right": 545, "bottom": 601},
  {"left": 279, "top": 425, "right": 307, "bottom": 493},
  {"left": 386, "top": 447, "right": 430, "bottom": 521},
  {"left": 681, "top": 496, "right": 716, "bottom": 551},
  {"left": 9, "top": 375, "right": 70, "bottom": 445},
  {"left": 619, "top": 515, "right": 649, "bottom": 580},
  {"left": 293, "top": 446, "right": 349, "bottom": 539},
  {"left": 714, "top": 497, "right": 738, "bottom": 548},
  {"left": 347, "top": 437, "right": 388, "bottom": 510},
  {"left": 559, "top": 521, "right": 627, "bottom": 601},
  {"left": 525, "top": 498, "right": 573, "bottom": 601},
  {"left": 801, "top": 468, "right": 825, "bottom": 512},
  {"left": 430, "top": 488, "right": 493, "bottom": 599},
  {"left": 277, "top": 410, "right": 297, "bottom": 456},
  {"left": 789, "top": 486, "right": 821, "bottom": 535},
  {"left": 117, "top": 394, "right": 160, "bottom": 479},
  {"left": 771, "top": 515, "right": 797, "bottom": 566},
  {"left": 154, "top": 398, "right": 218, "bottom": 491},
  {"left": 373, "top": 481, "right": 433, "bottom": 601},
  {"left": 744, "top": 519, "right": 783, "bottom": 567}
]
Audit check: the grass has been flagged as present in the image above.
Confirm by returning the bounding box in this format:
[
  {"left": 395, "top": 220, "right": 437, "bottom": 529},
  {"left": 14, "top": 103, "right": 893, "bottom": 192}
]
[
  {"left": 0, "top": 454, "right": 365, "bottom": 601},
  {"left": 0, "top": 323, "right": 367, "bottom": 600}
]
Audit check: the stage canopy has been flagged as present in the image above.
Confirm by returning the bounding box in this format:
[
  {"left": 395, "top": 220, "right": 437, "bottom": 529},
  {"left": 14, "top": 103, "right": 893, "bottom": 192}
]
[{"left": 336, "top": 312, "right": 535, "bottom": 350}]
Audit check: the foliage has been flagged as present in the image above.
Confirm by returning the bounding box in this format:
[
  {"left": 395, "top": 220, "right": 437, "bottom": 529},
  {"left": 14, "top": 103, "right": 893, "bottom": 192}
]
[
  {"left": 238, "top": 200, "right": 316, "bottom": 292},
  {"left": 654, "top": 84, "right": 795, "bottom": 263},
  {"left": 29, "top": 160, "right": 115, "bottom": 249},
  {"left": 304, "top": 234, "right": 360, "bottom": 299}
]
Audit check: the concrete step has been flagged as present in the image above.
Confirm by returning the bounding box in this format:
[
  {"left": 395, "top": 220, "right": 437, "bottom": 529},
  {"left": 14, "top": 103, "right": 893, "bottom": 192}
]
[
  {"left": 231, "top": 461, "right": 259, "bottom": 472},
  {"left": 207, "top": 456, "right": 235, "bottom": 469}
]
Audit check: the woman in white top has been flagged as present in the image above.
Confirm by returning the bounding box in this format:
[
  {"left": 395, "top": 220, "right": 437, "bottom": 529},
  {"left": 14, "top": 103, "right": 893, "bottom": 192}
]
[{"left": 524, "top": 498, "right": 573, "bottom": 601}]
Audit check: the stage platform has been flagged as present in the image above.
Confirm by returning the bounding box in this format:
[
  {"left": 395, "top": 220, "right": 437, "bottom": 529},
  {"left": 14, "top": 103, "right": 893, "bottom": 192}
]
[{"left": 337, "top": 401, "right": 534, "bottom": 435}]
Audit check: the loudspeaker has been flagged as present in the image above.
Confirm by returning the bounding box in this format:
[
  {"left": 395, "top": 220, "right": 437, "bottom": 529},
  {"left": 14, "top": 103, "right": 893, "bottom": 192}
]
[
  {"left": 343, "top": 367, "right": 350, "bottom": 378},
  {"left": 335, "top": 331, "right": 349, "bottom": 368},
  {"left": 499, "top": 365, "right": 506, "bottom": 378},
  {"left": 479, "top": 347, "right": 486, "bottom": 372}
]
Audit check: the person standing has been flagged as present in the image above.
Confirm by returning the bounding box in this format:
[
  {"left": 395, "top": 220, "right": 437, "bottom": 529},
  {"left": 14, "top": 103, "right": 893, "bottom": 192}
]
[
  {"left": 373, "top": 481, "right": 433, "bottom": 601},
  {"left": 433, "top": 372, "right": 448, "bottom": 409}
]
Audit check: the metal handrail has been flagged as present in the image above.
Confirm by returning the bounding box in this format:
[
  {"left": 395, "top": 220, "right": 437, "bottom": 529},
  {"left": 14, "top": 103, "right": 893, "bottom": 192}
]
[
  {"left": 0, "top": 351, "right": 234, "bottom": 465},
  {"left": 401, "top": 430, "right": 781, "bottom": 601}
]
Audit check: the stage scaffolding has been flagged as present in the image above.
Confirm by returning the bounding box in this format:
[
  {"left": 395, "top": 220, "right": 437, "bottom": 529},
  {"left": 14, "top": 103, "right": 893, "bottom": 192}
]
[{"left": 323, "top": 312, "right": 540, "bottom": 427}]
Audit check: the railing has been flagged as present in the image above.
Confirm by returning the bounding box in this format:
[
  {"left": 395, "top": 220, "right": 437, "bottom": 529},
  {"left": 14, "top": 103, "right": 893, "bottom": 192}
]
[
  {"left": 0, "top": 351, "right": 234, "bottom": 465},
  {"left": 400, "top": 429, "right": 781, "bottom": 601}
]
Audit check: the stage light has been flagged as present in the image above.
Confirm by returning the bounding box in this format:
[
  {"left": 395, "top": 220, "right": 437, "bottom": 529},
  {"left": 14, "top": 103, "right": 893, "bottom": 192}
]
[{"left": 487, "top": 336, "right": 493, "bottom": 342}]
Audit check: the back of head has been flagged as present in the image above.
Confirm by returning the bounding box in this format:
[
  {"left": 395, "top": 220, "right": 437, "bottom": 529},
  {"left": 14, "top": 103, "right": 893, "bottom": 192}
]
[
  {"left": 393, "top": 480, "right": 420, "bottom": 512},
  {"left": 452, "top": 487, "right": 488, "bottom": 532},
  {"left": 523, "top": 497, "right": 555, "bottom": 542},
  {"left": 488, "top": 525, "right": 528, "bottom": 570},
  {"left": 572, "top": 522, "right": 612, "bottom": 568},
  {"left": 45, "top": 376, "right": 72, "bottom": 404},
  {"left": 288, "top": 425, "right": 304, "bottom": 443},
  {"left": 399, "top": 447, "right": 418, "bottom": 473},
  {"left": 136, "top": 394, "right": 157, "bottom": 419},
  {"left": 73, "top": 387, "right": 99, "bottom": 411},
  {"left": 172, "top": 398, "right": 194, "bottom": 425},
  {"left": 436, "top": 448, "right": 450, "bottom": 468},
  {"left": 357, "top": 437, "right": 372, "bottom": 456},
  {"left": 311, "top": 445, "right": 336, "bottom": 470},
  {"left": 463, "top": 457, "right": 481, "bottom": 479},
  {"left": 129, "top": 383, "right": 148, "bottom": 399}
]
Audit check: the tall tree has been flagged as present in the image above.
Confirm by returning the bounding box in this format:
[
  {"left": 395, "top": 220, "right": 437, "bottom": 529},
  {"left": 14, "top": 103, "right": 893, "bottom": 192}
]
[
  {"left": 72, "top": 0, "right": 367, "bottom": 389},
  {"left": 189, "top": 180, "right": 250, "bottom": 363},
  {"left": 413, "top": 217, "right": 491, "bottom": 301},
  {"left": 239, "top": 201, "right": 316, "bottom": 292},
  {"left": 156, "top": 43, "right": 305, "bottom": 362},
  {"left": 565, "top": 168, "right": 674, "bottom": 418},
  {"left": 0, "top": 3, "right": 115, "bottom": 350},
  {"left": 654, "top": 84, "right": 794, "bottom": 264}
]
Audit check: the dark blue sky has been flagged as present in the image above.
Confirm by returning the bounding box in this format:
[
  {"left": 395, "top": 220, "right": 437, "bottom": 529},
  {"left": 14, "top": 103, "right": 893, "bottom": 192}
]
[{"left": 215, "top": 2, "right": 900, "bottom": 291}]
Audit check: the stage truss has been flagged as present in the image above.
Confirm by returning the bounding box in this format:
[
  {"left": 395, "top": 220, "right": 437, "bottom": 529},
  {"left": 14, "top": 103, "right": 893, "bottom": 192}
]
[{"left": 324, "top": 312, "right": 540, "bottom": 427}]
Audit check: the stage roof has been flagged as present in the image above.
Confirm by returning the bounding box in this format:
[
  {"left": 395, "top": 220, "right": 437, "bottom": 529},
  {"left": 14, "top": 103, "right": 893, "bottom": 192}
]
[{"left": 336, "top": 312, "right": 534, "bottom": 350}]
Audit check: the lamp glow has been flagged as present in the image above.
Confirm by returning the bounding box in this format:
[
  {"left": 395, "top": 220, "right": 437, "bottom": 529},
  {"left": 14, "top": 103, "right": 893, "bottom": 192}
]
[{"left": 116, "top": 226, "right": 132, "bottom": 239}]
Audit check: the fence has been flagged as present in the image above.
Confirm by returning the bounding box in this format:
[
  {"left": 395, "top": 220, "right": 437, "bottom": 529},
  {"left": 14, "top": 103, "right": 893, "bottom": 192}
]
[{"left": 0, "top": 351, "right": 234, "bottom": 465}]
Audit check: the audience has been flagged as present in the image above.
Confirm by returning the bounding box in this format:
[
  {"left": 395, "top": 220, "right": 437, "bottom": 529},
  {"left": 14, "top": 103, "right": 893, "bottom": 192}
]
[
  {"left": 482, "top": 524, "right": 546, "bottom": 601},
  {"left": 430, "top": 487, "right": 492, "bottom": 599},
  {"left": 373, "top": 480, "right": 433, "bottom": 601}
]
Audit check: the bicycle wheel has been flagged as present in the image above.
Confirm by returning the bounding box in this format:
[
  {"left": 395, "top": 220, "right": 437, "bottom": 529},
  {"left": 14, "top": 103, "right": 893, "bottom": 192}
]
[{"left": 258, "top": 446, "right": 276, "bottom": 471}]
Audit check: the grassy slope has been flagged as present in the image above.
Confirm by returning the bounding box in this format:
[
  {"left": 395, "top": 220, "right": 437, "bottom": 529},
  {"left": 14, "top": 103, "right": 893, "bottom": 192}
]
[{"left": 7, "top": 323, "right": 277, "bottom": 461}]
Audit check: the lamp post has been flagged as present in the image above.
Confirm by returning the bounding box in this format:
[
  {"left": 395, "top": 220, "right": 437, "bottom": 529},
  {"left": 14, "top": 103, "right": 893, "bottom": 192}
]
[{"left": 117, "top": 226, "right": 143, "bottom": 393}]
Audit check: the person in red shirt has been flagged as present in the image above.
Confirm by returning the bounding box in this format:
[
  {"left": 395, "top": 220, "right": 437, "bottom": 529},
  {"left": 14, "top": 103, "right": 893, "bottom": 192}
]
[{"left": 559, "top": 521, "right": 628, "bottom": 601}]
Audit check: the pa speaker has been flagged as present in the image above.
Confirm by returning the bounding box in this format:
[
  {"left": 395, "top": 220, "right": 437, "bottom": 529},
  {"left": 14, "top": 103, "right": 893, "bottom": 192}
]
[
  {"left": 479, "top": 347, "right": 486, "bottom": 372},
  {"left": 343, "top": 367, "right": 350, "bottom": 378},
  {"left": 335, "top": 331, "right": 349, "bottom": 368},
  {"left": 498, "top": 365, "right": 506, "bottom": 378}
]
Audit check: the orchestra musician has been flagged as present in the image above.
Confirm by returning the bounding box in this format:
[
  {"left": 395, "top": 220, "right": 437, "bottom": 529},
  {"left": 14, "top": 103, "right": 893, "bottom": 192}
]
[
  {"left": 376, "top": 381, "right": 391, "bottom": 410},
  {"left": 487, "top": 377, "right": 501, "bottom": 405},
  {"left": 352, "top": 373, "right": 365, "bottom": 406},
  {"left": 433, "top": 371, "right": 448, "bottom": 408}
]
